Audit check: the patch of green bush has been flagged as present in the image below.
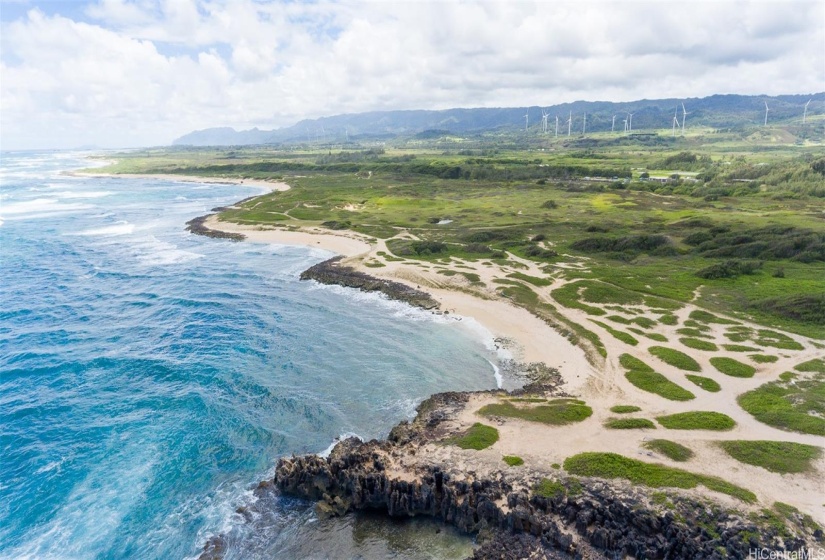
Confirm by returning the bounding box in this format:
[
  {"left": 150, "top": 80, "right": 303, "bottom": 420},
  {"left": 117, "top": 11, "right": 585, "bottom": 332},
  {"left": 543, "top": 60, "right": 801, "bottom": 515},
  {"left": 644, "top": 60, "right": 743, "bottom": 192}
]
[
  {"left": 625, "top": 370, "right": 696, "bottom": 401},
  {"left": 478, "top": 400, "right": 593, "bottom": 425},
  {"left": 795, "top": 358, "right": 825, "bottom": 374},
  {"left": 643, "top": 439, "right": 694, "bottom": 462},
  {"left": 656, "top": 411, "right": 736, "bottom": 431},
  {"left": 610, "top": 405, "right": 642, "bottom": 414},
  {"left": 710, "top": 357, "right": 756, "bottom": 378},
  {"left": 649, "top": 346, "right": 702, "bottom": 372},
  {"left": 563, "top": 452, "right": 755, "bottom": 502},
  {"left": 750, "top": 354, "right": 779, "bottom": 364},
  {"left": 680, "top": 337, "right": 719, "bottom": 351},
  {"left": 503, "top": 455, "right": 525, "bottom": 467},
  {"left": 447, "top": 423, "right": 499, "bottom": 450},
  {"left": 718, "top": 440, "right": 821, "bottom": 474},
  {"left": 724, "top": 344, "right": 761, "bottom": 352},
  {"left": 605, "top": 418, "right": 656, "bottom": 429},
  {"left": 685, "top": 375, "right": 722, "bottom": 392},
  {"left": 507, "top": 271, "right": 552, "bottom": 286},
  {"left": 620, "top": 353, "right": 653, "bottom": 371},
  {"left": 738, "top": 377, "right": 825, "bottom": 436},
  {"left": 752, "top": 294, "right": 825, "bottom": 326},
  {"left": 659, "top": 314, "right": 679, "bottom": 326},
  {"left": 689, "top": 310, "right": 739, "bottom": 325},
  {"left": 696, "top": 259, "right": 762, "bottom": 280},
  {"left": 592, "top": 320, "right": 639, "bottom": 346}
]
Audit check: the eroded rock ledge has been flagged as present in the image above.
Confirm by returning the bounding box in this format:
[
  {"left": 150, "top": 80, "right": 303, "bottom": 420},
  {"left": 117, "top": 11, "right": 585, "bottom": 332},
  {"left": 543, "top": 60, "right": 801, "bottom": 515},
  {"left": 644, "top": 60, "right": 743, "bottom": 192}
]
[
  {"left": 267, "top": 390, "right": 814, "bottom": 560},
  {"left": 199, "top": 390, "right": 818, "bottom": 559},
  {"left": 185, "top": 214, "right": 245, "bottom": 241},
  {"left": 300, "top": 256, "right": 440, "bottom": 310}
]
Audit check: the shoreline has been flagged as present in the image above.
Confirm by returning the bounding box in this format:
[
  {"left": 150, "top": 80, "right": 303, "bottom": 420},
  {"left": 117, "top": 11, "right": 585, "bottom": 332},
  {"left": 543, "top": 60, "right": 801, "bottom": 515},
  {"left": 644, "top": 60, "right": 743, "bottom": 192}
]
[{"left": 203, "top": 214, "right": 596, "bottom": 394}]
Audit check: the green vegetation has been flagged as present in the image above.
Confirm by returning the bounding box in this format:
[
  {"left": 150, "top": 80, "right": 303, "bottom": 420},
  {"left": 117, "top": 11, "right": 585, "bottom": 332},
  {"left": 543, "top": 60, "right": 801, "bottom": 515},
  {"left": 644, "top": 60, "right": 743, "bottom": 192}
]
[
  {"left": 446, "top": 423, "right": 499, "bottom": 450},
  {"left": 685, "top": 375, "right": 722, "bottom": 392},
  {"left": 738, "top": 375, "right": 825, "bottom": 436},
  {"left": 795, "top": 358, "right": 825, "bottom": 373},
  {"left": 626, "top": 370, "right": 696, "bottom": 401},
  {"left": 94, "top": 131, "right": 825, "bottom": 340},
  {"left": 533, "top": 477, "right": 582, "bottom": 499},
  {"left": 656, "top": 411, "right": 736, "bottom": 431},
  {"left": 620, "top": 353, "right": 695, "bottom": 401},
  {"left": 507, "top": 272, "right": 552, "bottom": 286},
  {"left": 563, "top": 452, "right": 755, "bottom": 502},
  {"left": 591, "top": 320, "right": 639, "bottom": 346},
  {"left": 718, "top": 441, "right": 821, "bottom": 474},
  {"left": 689, "top": 310, "right": 738, "bottom": 325},
  {"left": 773, "top": 502, "right": 823, "bottom": 534},
  {"left": 619, "top": 353, "right": 653, "bottom": 371},
  {"left": 503, "top": 455, "right": 525, "bottom": 467},
  {"left": 610, "top": 405, "right": 642, "bottom": 414},
  {"left": 723, "top": 344, "right": 761, "bottom": 352},
  {"left": 605, "top": 418, "right": 656, "bottom": 429},
  {"left": 642, "top": 439, "right": 694, "bottom": 462},
  {"left": 679, "top": 337, "right": 718, "bottom": 351},
  {"left": 750, "top": 354, "right": 779, "bottom": 364},
  {"left": 649, "top": 346, "right": 702, "bottom": 372},
  {"left": 710, "top": 357, "right": 756, "bottom": 378},
  {"left": 478, "top": 400, "right": 593, "bottom": 425}
]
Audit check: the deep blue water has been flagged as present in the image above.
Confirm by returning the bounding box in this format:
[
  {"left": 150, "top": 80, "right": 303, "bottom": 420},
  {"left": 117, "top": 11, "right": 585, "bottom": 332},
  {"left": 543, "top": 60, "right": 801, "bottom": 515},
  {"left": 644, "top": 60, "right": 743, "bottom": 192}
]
[{"left": 0, "top": 151, "right": 499, "bottom": 559}]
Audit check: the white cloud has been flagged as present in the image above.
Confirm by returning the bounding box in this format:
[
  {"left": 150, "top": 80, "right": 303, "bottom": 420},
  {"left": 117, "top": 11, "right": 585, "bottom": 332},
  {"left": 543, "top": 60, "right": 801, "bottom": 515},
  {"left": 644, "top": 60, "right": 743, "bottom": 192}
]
[{"left": 1, "top": 0, "right": 823, "bottom": 150}]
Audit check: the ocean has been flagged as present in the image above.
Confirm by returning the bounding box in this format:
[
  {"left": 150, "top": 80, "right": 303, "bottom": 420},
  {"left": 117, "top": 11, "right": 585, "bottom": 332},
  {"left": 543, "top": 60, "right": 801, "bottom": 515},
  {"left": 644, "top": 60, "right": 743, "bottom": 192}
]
[{"left": 0, "top": 151, "right": 502, "bottom": 559}]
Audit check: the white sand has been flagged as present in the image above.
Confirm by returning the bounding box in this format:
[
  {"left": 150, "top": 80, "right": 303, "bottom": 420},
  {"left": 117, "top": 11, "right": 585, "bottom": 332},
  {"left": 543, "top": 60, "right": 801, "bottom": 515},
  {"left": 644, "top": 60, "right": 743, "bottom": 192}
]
[{"left": 201, "top": 194, "right": 825, "bottom": 523}]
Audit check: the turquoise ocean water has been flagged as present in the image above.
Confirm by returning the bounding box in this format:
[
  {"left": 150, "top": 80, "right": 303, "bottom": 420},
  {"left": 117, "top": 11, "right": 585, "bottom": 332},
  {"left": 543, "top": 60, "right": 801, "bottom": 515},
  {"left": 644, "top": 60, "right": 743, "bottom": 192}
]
[{"left": 0, "top": 151, "right": 501, "bottom": 559}]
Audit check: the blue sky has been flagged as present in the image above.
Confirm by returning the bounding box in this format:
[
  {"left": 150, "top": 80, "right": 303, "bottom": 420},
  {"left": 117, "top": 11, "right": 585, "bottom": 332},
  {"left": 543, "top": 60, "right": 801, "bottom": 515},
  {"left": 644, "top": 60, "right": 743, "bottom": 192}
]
[{"left": 1, "top": 0, "right": 823, "bottom": 150}]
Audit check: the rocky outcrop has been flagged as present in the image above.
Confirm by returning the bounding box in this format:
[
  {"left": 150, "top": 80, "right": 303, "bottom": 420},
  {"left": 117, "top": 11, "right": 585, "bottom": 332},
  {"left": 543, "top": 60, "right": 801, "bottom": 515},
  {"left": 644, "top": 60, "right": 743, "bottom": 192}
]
[
  {"left": 185, "top": 215, "right": 245, "bottom": 241},
  {"left": 267, "top": 390, "right": 817, "bottom": 560},
  {"left": 300, "top": 257, "right": 440, "bottom": 310},
  {"left": 273, "top": 437, "right": 811, "bottom": 560}
]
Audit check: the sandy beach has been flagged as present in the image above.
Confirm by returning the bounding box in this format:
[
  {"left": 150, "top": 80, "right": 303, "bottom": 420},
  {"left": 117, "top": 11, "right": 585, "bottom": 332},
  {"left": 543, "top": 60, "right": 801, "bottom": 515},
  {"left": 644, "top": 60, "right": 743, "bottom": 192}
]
[{"left": 203, "top": 211, "right": 825, "bottom": 522}]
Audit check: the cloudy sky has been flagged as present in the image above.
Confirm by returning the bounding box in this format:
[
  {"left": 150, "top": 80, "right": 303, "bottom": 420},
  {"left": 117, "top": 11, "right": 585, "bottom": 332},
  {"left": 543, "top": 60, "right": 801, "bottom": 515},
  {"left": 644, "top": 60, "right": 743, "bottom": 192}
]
[{"left": 1, "top": 0, "right": 823, "bottom": 150}]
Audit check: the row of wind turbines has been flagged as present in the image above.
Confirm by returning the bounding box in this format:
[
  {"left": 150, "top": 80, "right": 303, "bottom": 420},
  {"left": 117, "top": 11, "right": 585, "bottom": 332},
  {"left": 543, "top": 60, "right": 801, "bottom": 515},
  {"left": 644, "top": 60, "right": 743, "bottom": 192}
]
[{"left": 524, "top": 99, "right": 816, "bottom": 136}]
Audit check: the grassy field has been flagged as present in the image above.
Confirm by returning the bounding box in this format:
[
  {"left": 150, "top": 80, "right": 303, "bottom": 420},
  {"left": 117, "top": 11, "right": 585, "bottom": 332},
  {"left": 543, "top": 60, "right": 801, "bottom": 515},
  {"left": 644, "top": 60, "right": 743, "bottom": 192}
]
[
  {"left": 642, "top": 439, "right": 695, "bottom": 462},
  {"left": 718, "top": 441, "right": 821, "bottom": 474},
  {"left": 604, "top": 418, "right": 656, "bottom": 429},
  {"left": 478, "top": 399, "right": 593, "bottom": 425},
  {"left": 446, "top": 423, "right": 499, "bottom": 450},
  {"left": 563, "top": 452, "right": 755, "bottom": 502},
  {"left": 656, "top": 411, "right": 736, "bottom": 431},
  {"left": 89, "top": 134, "right": 825, "bottom": 339},
  {"left": 738, "top": 374, "right": 825, "bottom": 436}
]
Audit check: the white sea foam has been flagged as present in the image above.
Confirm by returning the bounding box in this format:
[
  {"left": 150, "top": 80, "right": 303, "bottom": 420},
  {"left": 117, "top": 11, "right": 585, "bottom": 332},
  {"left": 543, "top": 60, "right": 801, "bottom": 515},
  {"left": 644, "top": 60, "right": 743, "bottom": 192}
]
[
  {"left": 76, "top": 222, "right": 135, "bottom": 236},
  {"left": 486, "top": 359, "right": 503, "bottom": 389},
  {"left": 53, "top": 190, "right": 113, "bottom": 199},
  {"left": 133, "top": 236, "right": 204, "bottom": 266},
  {"left": 0, "top": 198, "right": 93, "bottom": 220},
  {"left": 319, "top": 432, "right": 364, "bottom": 458}
]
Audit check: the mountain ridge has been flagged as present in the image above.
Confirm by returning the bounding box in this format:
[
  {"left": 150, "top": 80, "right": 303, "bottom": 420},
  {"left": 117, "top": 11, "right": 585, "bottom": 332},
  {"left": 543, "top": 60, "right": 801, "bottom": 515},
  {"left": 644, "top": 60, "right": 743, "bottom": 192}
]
[{"left": 173, "top": 93, "right": 825, "bottom": 146}]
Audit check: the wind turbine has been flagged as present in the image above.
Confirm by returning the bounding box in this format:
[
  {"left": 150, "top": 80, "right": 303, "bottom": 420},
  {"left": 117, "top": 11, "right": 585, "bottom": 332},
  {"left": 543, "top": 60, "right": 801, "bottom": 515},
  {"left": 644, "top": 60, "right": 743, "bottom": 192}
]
[
  {"left": 803, "top": 99, "right": 812, "bottom": 124},
  {"left": 627, "top": 112, "right": 634, "bottom": 132},
  {"left": 672, "top": 107, "right": 680, "bottom": 136},
  {"left": 555, "top": 115, "right": 559, "bottom": 137},
  {"left": 764, "top": 102, "right": 770, "bottom": 126},
  {"left": 611, "top": 115, "right": 616, "bottom": 133},
  {"left": 582, "top": 112, "right": 587, "bottom": 135},
  {"left": 541, "top": 109, "right": 549, "bottom": 134},
  {"left": 567, "top": 111, "right": 572, "bottom": 137},
  {"left": 623, "top": 118, "right": 628, "bottom": 133},
  {"left": 681, "top": 103, "right": 690, "bottom": 134},
  {"left": 524, "top": 112, "right": 529, "bottom": 132}
]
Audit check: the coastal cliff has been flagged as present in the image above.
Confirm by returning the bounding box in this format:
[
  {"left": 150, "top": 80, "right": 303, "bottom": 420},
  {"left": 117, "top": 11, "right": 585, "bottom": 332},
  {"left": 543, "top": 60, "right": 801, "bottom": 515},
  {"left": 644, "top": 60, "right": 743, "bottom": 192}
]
[{"left": 201, "top": 390, "right": 819, "bottom": 560}]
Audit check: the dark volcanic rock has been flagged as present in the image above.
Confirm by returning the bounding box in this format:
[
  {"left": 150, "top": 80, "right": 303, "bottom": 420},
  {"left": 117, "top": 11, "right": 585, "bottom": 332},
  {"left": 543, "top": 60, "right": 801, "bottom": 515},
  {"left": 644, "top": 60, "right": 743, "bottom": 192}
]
[
  {"left": 300, "top": 256, "right": 440, "bottom": 310},
  {"left": 185, "top": 215, "right": 245, "bottom": 241}
]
